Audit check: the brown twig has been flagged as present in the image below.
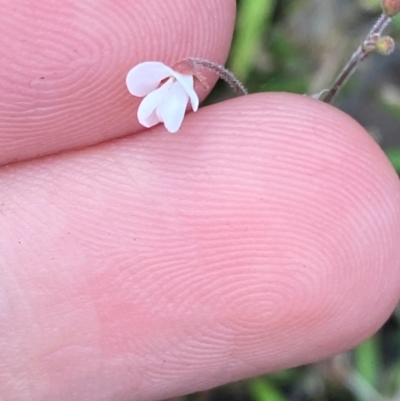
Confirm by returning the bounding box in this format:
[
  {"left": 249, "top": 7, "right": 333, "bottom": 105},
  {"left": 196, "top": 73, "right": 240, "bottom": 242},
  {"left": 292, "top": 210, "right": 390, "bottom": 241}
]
[{"left": 322, "top": 13, "right": 392, "bottom": 104}]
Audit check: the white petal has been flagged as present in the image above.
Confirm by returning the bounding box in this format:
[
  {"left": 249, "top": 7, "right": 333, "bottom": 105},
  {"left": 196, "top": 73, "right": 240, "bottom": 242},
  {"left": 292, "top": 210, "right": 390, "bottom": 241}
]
[
  {"left": 138, "top": 107, "right": 160, "bottom": 128},
  {"left": 169, "top": 71, "right": 199, "bottom": 111},
  {"left": 156, "top": 81, "right": 189, "bottom": 133},
  {"left": 126, "top": 61, "right": 175, "bottom": 97},
  {"left": 137, "top": 79, "right": 174, "bottom": 128}
]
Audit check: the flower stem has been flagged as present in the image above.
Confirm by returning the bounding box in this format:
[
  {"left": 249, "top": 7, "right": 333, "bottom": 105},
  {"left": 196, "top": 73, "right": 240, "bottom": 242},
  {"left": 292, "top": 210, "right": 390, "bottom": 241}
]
[
  {"left": 188, "top": 58, "right": 248, "bottom": 96},
  {"left": 322, "top": 13, "right": 392, "bottom": 104}
]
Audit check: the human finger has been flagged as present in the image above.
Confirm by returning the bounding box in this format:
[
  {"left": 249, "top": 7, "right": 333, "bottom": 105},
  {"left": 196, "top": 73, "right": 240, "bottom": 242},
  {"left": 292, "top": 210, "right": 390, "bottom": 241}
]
[
  {"left": 0, "top": 93, "right": 399, "bottom": 401},
  {"left": 0, "top": 0, "right": 235, "bottom": 165}
]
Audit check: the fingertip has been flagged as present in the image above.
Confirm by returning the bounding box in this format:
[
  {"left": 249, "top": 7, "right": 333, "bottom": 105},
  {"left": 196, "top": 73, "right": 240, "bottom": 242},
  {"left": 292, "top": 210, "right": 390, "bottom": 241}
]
[
  {"left": 100, "top": 91, "right": 399, "bottom": 367},
  {"left": 1, "top": 92, "right": 399, "bottom": 400},
  {"left": 183, "top": 92, "right": 400, "bottom": 347},
  {"left": 0, "top": 0, "right": 236, "bottom": 164}
]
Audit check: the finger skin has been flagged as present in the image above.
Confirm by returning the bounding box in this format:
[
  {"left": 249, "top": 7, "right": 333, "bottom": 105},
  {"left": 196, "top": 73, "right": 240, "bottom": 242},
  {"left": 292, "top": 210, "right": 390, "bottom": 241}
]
[
  {"left": 0, "top": 0, "right": 235, "bottom": 165},
  {"left": 0, "top": 93, "right": 399, "bottom": 401}
]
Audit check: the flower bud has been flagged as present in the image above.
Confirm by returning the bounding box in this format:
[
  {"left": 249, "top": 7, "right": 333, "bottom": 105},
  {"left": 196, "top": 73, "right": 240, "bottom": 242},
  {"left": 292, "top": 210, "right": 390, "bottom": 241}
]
[
  {"left": 375, "top": 35, "right": 396, "bottom": 55},
  {"left": 382, "top": 0, "right": 400, "bottom": 16}
]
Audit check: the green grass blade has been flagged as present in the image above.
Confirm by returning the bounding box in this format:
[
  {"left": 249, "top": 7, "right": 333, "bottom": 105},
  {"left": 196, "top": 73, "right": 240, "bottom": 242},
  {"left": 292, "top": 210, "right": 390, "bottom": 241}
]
[
  {"left": 229, "top": 0, "right": 277, "bottom": 81},
  {"left": 354, "top": 336, "right": 380, "bottom": 388}
]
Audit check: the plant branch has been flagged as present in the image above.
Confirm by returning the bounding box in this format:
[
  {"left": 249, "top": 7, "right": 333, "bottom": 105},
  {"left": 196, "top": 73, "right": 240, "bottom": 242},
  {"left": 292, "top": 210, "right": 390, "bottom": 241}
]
[{"left": 322, "top": 13, "right": 392, "bottom": 104}]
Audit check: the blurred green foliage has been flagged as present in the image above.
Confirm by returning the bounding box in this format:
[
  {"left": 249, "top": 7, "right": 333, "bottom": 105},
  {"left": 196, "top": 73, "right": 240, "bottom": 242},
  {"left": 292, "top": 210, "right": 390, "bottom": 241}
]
[
  {"left": 387, "top": 148, "right": 400, "bottom": 171},
  {"left": 355, "top": 336, "right": 380, "bottom": 388},
  {"left": 249, "top": 378, "right": 287, "bottom": 401},
  {"left": 229, "top": 0, "right": 277, "bottom": 82}
]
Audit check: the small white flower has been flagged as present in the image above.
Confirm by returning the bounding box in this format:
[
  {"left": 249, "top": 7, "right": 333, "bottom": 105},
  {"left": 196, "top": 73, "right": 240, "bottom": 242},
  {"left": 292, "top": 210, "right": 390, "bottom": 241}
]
[{"left": 126, "top": 61, "right": 199, "bottom": 133}]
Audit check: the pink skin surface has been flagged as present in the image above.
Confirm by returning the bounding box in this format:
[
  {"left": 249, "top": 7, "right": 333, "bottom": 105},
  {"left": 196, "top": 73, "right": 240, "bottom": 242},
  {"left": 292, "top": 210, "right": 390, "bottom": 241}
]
[{"left": 1, "top": 1, "right": 400, "bottom": 401}]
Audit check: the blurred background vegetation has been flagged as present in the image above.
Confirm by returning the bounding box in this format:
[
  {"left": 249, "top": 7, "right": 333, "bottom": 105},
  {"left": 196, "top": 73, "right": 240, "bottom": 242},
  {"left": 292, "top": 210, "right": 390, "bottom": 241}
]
[{"left": 169, "top": 0, "right": 400, "bottom": 400}]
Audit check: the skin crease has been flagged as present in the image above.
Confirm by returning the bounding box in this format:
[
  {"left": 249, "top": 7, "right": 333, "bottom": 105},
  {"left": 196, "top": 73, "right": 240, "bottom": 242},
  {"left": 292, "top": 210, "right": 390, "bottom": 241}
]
[{"left": 0, "top": 1, "right": 400, "bottom": 401}]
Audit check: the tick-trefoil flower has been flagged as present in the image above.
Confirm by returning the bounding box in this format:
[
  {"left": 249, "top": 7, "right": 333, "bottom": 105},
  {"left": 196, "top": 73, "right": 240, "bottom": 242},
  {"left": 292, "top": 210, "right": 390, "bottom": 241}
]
[{"left": 126, "top": 61, "right": 199, "bottom": 133}]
